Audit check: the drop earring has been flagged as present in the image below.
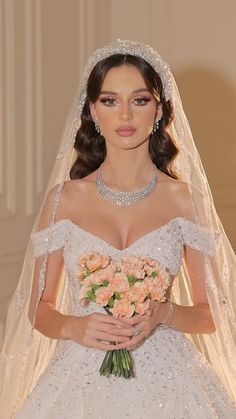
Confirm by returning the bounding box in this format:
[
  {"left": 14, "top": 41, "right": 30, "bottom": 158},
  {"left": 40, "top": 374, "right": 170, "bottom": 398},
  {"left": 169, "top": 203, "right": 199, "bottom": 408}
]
[
  {"left": 151, "top": 117, "right": 161, "bottom": 135},
  {"left": 94, "top": 119, "right": 101, "bottom": 134}
]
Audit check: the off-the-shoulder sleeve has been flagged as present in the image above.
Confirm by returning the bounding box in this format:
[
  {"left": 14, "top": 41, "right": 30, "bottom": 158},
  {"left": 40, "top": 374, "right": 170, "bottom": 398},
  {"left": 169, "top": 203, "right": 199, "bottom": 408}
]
[
  {"left": 30, "top": 220, "right": 68, "bottom": 257},
  {"left": 178, "top": 217, "right": 220, "bottom": 256}
]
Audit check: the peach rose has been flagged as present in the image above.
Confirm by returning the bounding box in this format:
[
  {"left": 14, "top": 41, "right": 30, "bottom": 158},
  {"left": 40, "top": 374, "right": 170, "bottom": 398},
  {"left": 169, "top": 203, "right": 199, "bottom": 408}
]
[
  {"left": 110, "top": 272, "right": 130, "bottom": 293},
  {"left": 135, "top": 299, "right": 150, "bottom": 315},
  {"left": 83, "top": 271, "right": 103, "bottom": 286},
  {"left": 144, "top": 266, "right": 158, "bottom": 277},
  {"left": 86, "top": 253, "right": 110, "bottom": 271},
  {"left": 122, "top": 265, "right": 146, "bottom": 279},
  {"left": 121, "top": 256, "right": 146, "bottom": 279},
  {"left": 121, "top": 290, "right": 134, "bottom": 302},
  {"left": 95, "top": 287, "right": 114, "bottom": 306},
  {"left": 150, "top": 289, "right": 162, "bottom": 301},
  {"left": 102, "top": 264, "right": 117, "bottom": 280},
  {"left": 155, "top": 275, "right": 170, "bottom": 288},
  {"left": 132, "top": 281, "right": 149, "bottom": 303},
  {"left": 78, "top": 252, "right": 110, "bottom": 272},
  {"left": 76, "top": 267, "right": 87, "bottom": 282},
  {"left": 143, "top": 258, "right": 169, "bottom": 277},
  {"left": 144, "top": 256, "right": 156, "bottom": 267},
  {"left": 78, "top": 285, "right": 91, "bottom": 305},
  {"left": 110, "top": 299, "right": 135, "bottom": 318},
  {"left": 145, "top": 277, "right": 169, "bottom": 301}
]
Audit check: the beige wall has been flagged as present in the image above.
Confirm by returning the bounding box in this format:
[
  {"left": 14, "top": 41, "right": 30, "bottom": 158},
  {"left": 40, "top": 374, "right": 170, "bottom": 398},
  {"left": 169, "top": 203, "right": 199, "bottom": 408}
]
[{"left": 0, "top": 0, "right": 235, "bottom": 333}]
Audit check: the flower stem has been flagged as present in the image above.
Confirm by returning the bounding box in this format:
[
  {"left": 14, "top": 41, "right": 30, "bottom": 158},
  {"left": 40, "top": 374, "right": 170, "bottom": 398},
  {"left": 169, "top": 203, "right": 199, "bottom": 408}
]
[{"left": 99, "top": 307, "right": 135, "bottom": 378}]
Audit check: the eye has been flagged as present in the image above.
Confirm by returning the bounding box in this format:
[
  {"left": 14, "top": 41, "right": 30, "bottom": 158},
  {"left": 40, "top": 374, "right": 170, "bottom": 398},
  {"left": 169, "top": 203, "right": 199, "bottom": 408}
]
[
  {"left": 99, "top": 97, "right": 116, "bottom": 106},
  {"left": 99, "top": 96, "right": 151, "bottom": 106},
  {"left": 134, "top": 97, "right": 151, "bottom": 106}
]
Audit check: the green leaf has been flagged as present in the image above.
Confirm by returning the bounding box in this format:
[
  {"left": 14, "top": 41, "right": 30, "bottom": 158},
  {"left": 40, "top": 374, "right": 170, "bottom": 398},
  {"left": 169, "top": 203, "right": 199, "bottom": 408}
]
[
  {"left": 107, "top": 296, "right": 115, "bottom": 308},
  {"left": 127, "top": 275, "right": 137, "bottom": 285},
  {"left": 151, "top": 271, "right": 158, "bottom": 277},
  {"left": 92, "top": 284, "right": 100, "bottom": 291},
  {"left": 114, "top": 292, "right": 121, "bottom": 299},
  {"left": 84, "top": 270, "right": 91, "bottom": 277},
  {"left": 102, "top": 280, "right": 109, "bottom": 287},
  {"left": 86, "top": 290, "right": 96, "bottom": 301}
]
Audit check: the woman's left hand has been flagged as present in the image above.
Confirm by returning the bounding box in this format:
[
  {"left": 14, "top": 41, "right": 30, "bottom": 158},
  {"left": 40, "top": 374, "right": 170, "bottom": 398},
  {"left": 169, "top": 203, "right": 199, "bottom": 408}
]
[{"left": 115, "top": 300, "right": 162, "bottom": 350}]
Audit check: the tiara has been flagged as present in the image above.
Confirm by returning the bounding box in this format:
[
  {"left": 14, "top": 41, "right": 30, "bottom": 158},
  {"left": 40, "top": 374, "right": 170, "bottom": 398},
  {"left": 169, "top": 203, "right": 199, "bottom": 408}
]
[
  {"left": 57, "top": 39, "right": 172, "bottom": 160},
  {"left": 77, "top": 38, "right": 172, "bottom": 114}
]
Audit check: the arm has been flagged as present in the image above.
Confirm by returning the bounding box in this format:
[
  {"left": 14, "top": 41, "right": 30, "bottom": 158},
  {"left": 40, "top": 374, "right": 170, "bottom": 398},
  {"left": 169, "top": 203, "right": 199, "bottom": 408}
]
[
  {"left": 29, "top": 248, "right": 74, "bottom": 339},
  {"left": 115, "top": 246, "right": 216, "bottom": 351},
  {"left": 29, "top": 184, "right": 132, "bottom": 349},
  {"left": 157, "top": 245, "right": 216, "bottom": 334},
  {"left": 28, "top": 185, "right": 74, "bottom": 339},
  {"left": 114, "top": 183, "right": 217, "bottom": 350},
  {"left": 30, "top": 238, "right": 132, "bottom": 348},
  {"left": 157, "top": 182, "right": 216, "bottom": 334},
  {"left": 31, "top": 249, "right": 131, "bottom": 349}
]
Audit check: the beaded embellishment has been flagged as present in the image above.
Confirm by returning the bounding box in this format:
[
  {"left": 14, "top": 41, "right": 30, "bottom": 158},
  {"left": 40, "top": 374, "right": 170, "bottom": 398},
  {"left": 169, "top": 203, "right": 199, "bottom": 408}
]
[
  {"left": 78, "top": 38, "right": 172, "bottom": 114},
  {"left": 56, "top": 39, "right": 172, "bottom": 160}
]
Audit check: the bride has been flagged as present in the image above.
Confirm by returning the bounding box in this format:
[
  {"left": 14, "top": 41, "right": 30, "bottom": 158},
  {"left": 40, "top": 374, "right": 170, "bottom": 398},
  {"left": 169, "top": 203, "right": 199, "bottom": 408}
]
[{"left": 1, "top": 39, "right": 236, "bottom": 418}]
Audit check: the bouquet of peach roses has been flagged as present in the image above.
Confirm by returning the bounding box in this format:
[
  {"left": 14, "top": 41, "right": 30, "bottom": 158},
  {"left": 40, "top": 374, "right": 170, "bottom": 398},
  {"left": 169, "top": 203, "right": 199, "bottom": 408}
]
[{"left": 77, "top": 252, "right": 171, "bottom": 378}]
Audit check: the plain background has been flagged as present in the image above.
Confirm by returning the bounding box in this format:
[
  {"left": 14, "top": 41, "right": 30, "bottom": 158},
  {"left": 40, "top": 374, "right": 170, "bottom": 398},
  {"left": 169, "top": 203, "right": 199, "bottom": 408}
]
[{"left": 0, "top": 0, "right": 235, "bottom": 337}]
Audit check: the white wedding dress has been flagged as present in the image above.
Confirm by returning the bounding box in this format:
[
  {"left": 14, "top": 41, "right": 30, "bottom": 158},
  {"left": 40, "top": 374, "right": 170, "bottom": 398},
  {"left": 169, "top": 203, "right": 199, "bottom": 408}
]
[{"left": 16, "top": 217, "right": 236, "bottom": 419}]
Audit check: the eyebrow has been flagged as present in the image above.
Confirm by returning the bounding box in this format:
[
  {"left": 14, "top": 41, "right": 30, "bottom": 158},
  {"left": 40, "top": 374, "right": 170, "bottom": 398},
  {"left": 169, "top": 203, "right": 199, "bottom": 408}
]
[{"left": 99, "top": 88, "right": 150, "bottom": 95}]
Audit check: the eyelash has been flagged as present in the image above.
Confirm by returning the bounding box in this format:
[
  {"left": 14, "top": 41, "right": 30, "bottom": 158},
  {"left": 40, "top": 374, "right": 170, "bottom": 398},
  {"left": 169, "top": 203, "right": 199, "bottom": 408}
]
[{"left": 99, "top": 97, "right": 151, "bottom": 106}]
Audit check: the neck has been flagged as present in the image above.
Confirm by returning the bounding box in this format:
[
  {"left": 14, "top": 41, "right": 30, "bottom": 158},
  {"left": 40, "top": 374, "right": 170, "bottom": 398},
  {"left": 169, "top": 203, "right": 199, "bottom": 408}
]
[
  {"left": 100, "top": 151, "right": 157, "bottom": 191},
  {"left": 100, "top": 157, "right": 157, "bottom": 191}
]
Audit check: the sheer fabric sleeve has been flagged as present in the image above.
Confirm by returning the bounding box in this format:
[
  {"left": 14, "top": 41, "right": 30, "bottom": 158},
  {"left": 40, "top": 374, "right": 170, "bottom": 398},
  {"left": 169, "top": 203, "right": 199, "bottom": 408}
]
[
  {"left": 28, "top": 183, "right": 67, "bottom": 326},
  {"left": 173, "top": 185, "right": 220, "bottom": 307},
  {"left": 30, "top": 220, "right": 68, "bottom": 258},
  {"left": 0, "top": 182, "right": 69, "bottom": 418},
  {"left": 170, "top": 182, "right": 236, "bottom": 402},
  {"left": 178, "top": 217, "right": 219, "bottom": 257}
]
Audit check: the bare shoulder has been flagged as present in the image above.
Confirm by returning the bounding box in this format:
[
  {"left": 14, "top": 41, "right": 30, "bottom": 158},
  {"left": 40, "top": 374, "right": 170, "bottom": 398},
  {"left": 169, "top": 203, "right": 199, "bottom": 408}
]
[
  {"left": 46, "top": 178, "right": 89, "bottom": 201},
  {"left": 157, "top": 170, "right": 189, "bottom": 195},
  {"left": 60, "top": 172, "right": 99, "bottom": 216},
  {"left": 63, "top": 176, "right": 95, "bottom": 196},
  {"left": 43, "top": 172, "right": 96, "bottom": 221},
  {"left": 157, "top": 171, "right": 203, "bottom": 217}
]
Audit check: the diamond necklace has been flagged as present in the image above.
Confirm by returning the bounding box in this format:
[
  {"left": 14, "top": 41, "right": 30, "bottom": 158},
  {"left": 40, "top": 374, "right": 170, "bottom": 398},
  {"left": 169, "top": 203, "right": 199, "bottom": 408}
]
[{"left": 96, "top": 164, "right": 158, "bottom": 207}]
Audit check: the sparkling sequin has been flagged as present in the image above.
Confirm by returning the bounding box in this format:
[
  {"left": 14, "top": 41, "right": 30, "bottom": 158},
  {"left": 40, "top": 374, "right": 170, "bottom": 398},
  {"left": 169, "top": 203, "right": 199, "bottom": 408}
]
[
  {"left": 30, "top": 216, "right": 218, "bottom": 276},
  {"left": 79, "top": 39, "right": 172, "bottom": 107},
  {"left": 16, "top": 217, "right": 236, "bottom": 418}
]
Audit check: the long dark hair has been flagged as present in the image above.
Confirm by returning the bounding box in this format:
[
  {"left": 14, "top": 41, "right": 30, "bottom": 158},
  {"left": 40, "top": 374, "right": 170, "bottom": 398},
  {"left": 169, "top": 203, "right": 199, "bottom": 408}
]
[{"left": 70, "top": 54, "right": 179, "bottom": 180}]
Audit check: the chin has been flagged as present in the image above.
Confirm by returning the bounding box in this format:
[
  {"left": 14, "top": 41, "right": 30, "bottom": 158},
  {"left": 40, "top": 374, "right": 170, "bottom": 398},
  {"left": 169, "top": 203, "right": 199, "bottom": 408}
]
[
  {"left": 105, "top": 134, "right": 149, "bottom": 149},
  {"left": 117, "top": 138, "right": 146, "bottom": 148}
]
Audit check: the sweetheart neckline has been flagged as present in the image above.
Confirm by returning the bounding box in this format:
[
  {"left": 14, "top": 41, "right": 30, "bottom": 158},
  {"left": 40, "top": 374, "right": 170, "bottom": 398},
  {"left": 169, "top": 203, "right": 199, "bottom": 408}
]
[{"left": 41, "top": 216, "right": 193, "bottom": 252}]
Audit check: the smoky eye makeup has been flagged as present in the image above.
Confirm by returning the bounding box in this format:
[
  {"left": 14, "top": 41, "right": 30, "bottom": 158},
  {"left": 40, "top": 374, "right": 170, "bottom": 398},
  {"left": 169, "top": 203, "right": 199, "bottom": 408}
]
[{"left": 99, "top": 96, "right": 152, "bottom": 105}]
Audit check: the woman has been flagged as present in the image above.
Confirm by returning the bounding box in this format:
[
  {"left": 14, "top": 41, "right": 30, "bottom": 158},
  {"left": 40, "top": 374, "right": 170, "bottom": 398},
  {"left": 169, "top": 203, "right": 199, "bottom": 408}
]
[{"left": 1, "top": 39, "right": 236, "bottom": 418}]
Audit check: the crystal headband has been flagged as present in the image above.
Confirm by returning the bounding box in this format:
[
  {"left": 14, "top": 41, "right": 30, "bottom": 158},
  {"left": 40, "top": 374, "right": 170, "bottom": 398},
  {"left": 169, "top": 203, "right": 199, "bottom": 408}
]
[
  {"left": 56, "top": 39, "right": 173, "bottom": 160},
  {"left": 77, "top": 38, "right": 173, "bottom": 114}
]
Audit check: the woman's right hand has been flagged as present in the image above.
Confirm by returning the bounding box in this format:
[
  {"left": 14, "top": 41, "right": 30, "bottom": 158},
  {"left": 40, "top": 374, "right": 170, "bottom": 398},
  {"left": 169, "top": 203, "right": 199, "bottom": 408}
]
[{"left": 62, "top": 313, "right": 133, "bottom": 351}]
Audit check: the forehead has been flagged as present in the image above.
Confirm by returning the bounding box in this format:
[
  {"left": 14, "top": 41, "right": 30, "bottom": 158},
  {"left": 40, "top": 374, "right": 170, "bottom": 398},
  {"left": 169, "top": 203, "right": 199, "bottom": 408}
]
[{"left": 101, "top": 65, "right": 147, "bottom": 90}]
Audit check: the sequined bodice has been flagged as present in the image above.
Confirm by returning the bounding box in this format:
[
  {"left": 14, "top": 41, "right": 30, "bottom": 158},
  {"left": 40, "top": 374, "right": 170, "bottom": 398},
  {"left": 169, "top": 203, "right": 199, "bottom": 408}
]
[
  {"left": 31, "top": 217, "right": 216, "bottom": 273},
  {"left": 31, "top": 217, "right": 217, "bottom": 313}
]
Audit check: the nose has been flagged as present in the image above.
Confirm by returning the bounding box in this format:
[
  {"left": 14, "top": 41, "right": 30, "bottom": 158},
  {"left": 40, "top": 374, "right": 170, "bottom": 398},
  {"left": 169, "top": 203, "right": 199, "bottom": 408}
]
[{"left": 119, "top": 101, "right": 133, "bottom": 120}]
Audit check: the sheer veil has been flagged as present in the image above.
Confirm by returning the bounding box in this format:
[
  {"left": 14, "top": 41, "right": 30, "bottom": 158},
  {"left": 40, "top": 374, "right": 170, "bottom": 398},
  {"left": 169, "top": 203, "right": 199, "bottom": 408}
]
[{"left": 0, "top": 39, "right": 236, "bottom": 417}]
